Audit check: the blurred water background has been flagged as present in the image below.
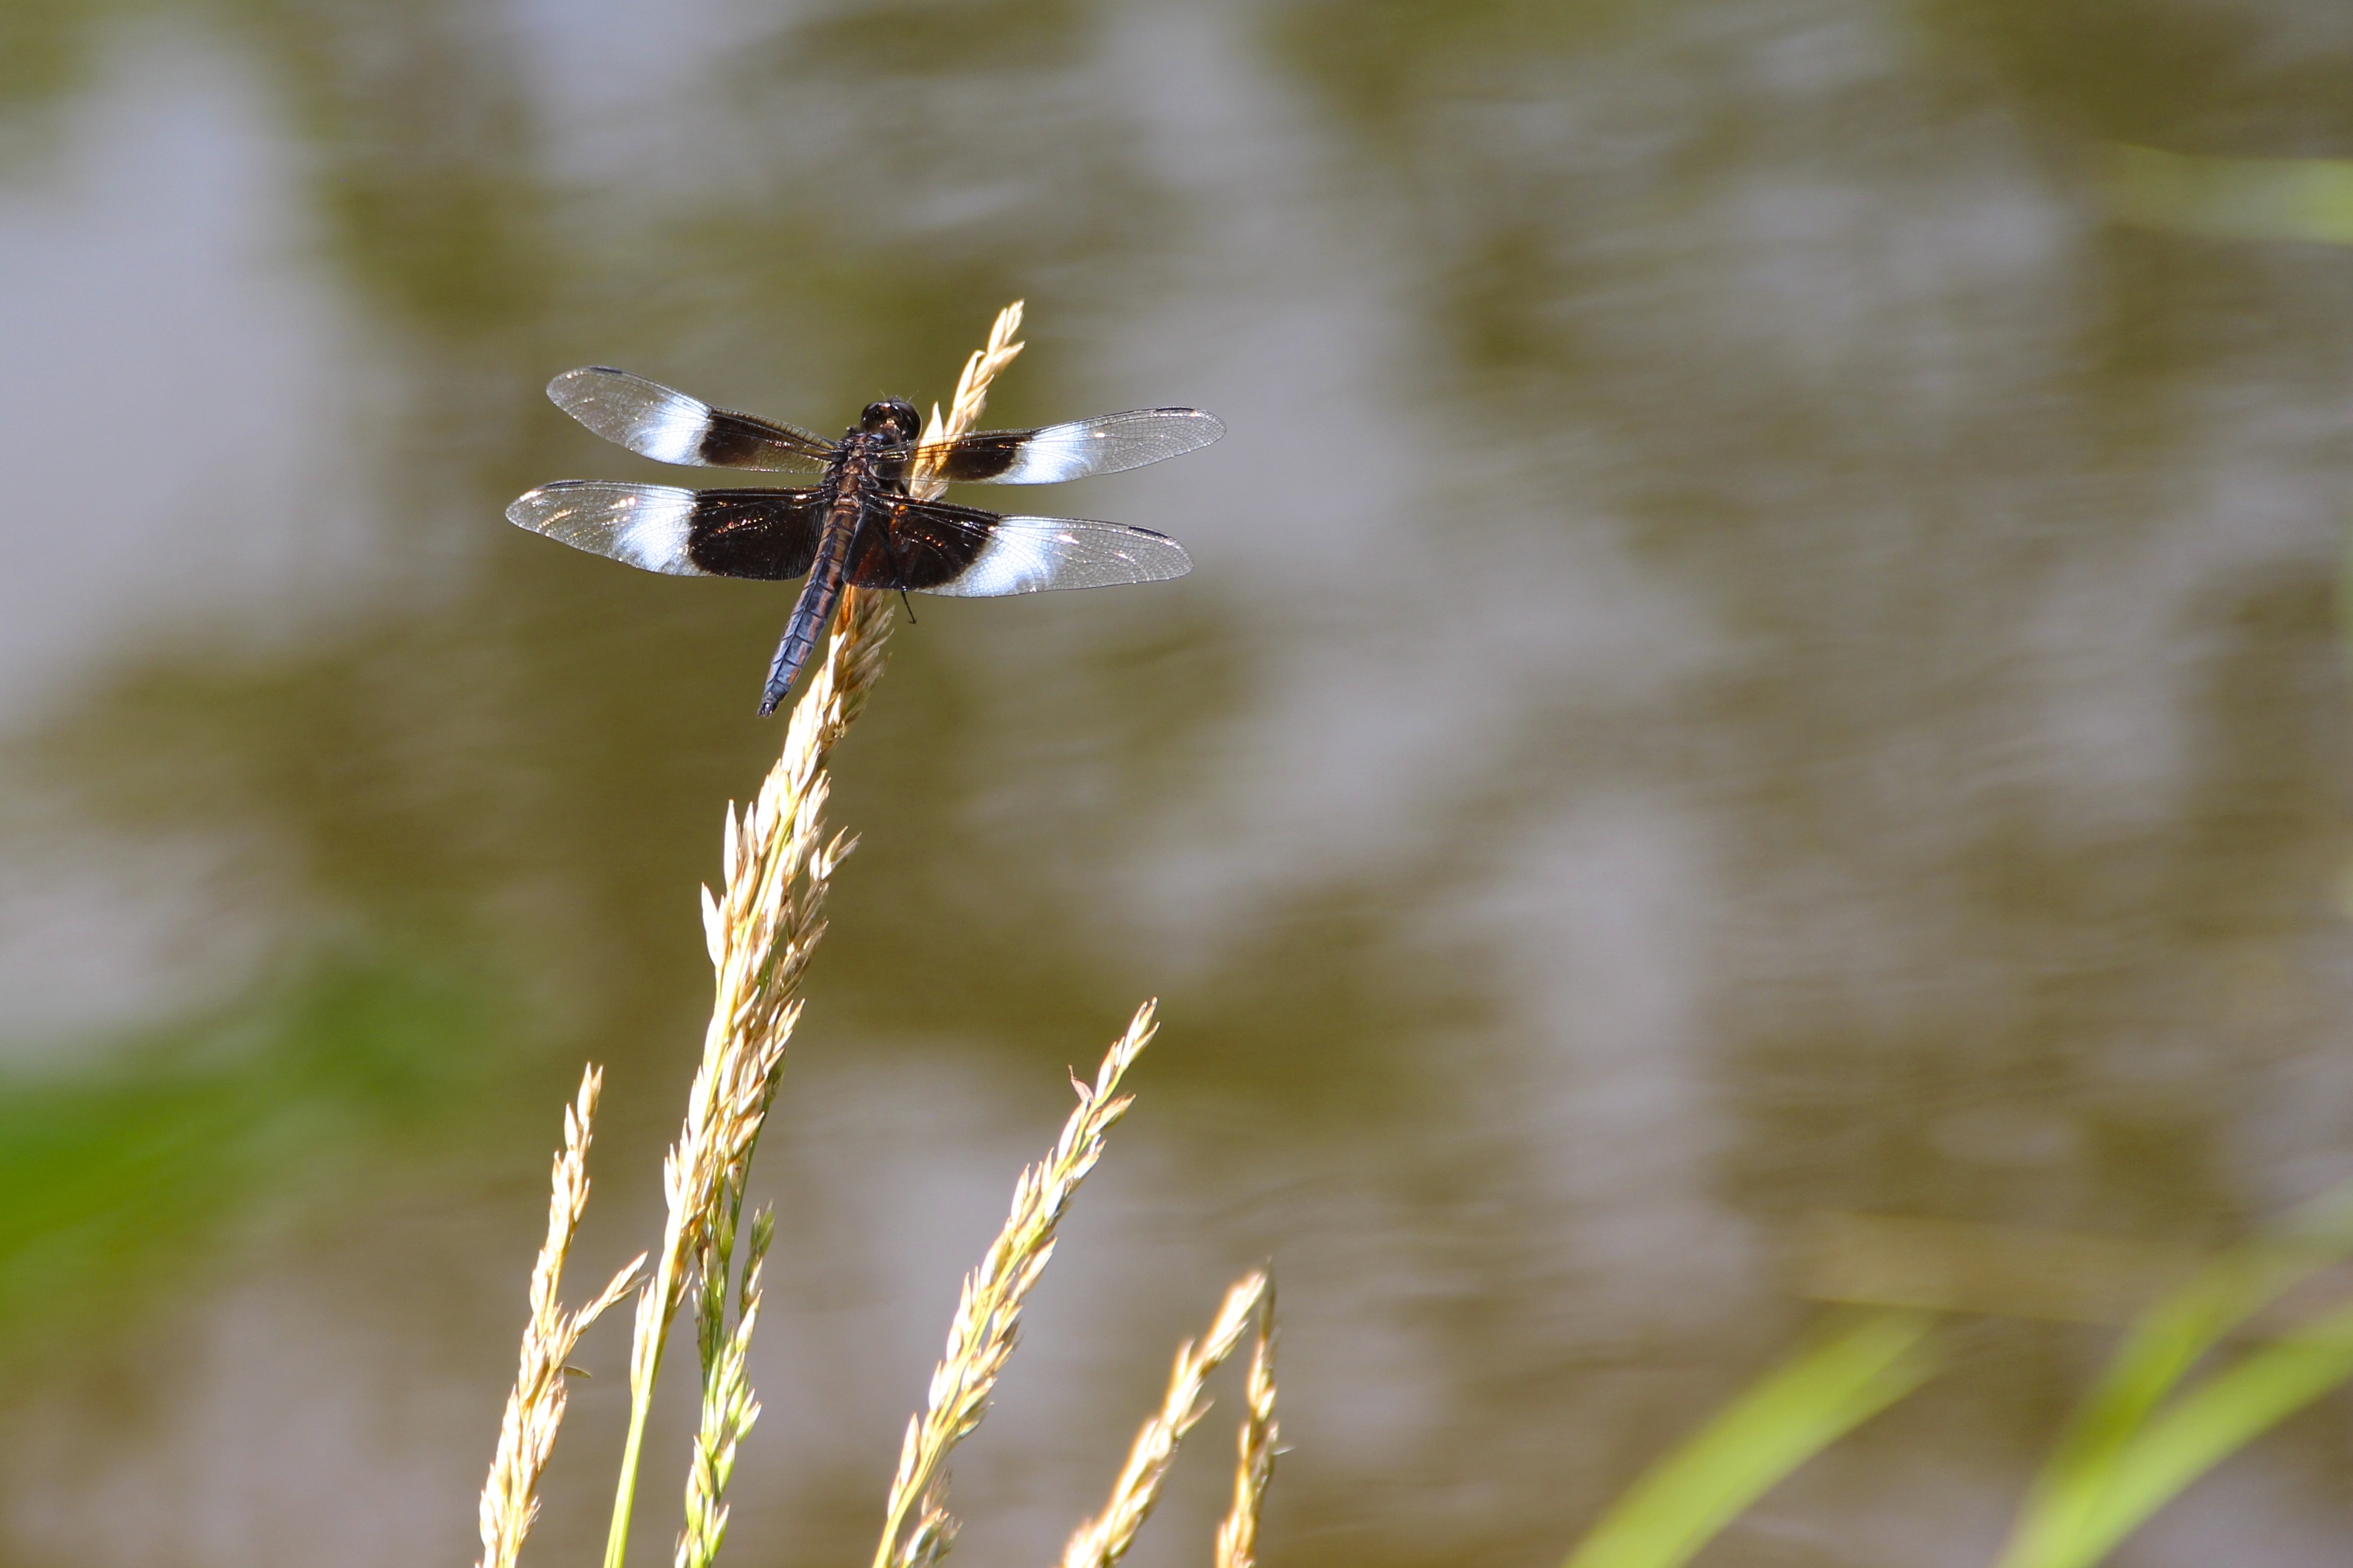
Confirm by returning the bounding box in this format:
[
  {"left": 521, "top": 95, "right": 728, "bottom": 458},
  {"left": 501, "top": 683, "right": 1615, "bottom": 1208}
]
[{"left": 7, "top": 0, "right": 2353, "bottom": 1564}]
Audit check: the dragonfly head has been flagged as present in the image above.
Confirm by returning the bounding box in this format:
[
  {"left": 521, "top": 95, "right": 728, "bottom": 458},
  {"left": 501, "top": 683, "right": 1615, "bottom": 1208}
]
[{"left": 859, "top": 398, "right": 922, "bottom": 443}]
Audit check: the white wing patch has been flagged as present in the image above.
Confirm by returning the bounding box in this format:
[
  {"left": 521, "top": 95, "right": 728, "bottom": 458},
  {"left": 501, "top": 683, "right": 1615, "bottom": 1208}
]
[
  {"left": 609, "top": 488, "right": 699, "bottom": 571},
  {"left": 635, "top": 396, "right": 713, "bottom": 465},
  {"left": 990, "top": 423, "right": 1098, "bottom": 484},
  {"left": 506, "top": 483, "right": 710, "bottom": 576},
  {"left": 955, "top": 524, "right": 1063, "bottom": 595}
]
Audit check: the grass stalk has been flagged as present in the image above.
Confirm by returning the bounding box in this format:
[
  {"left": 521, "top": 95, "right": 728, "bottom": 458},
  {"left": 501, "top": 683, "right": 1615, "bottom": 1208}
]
[
  {"left": 1212, "top": 1279, "right": 1279, "bottom": 1568},
  {"left": 911, "top": 301, "right": 1027, "bottom": 501},
  {"left": 603, "top": 301, "right": 1029, "bottom": 1568},
  {"left": 871, "top": 1001, "right": 1159, "bottom": 1568},
  {"left": 676, "top": 1208, "right": 773, "bottom": 1568},
  {"left": 1061, "top": 1270, "right": 1271, "bottom": 1568},
  {"left": 598, "top": 636, "right": 865, "bottom": 1568},
  {"left": 476, "top": 1065, "right": 647, "bottom": 1568}
]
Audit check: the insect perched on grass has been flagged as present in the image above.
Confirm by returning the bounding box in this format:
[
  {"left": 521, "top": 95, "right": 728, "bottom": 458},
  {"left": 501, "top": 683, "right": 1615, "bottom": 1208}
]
[{"left": 508, "top": 368, "right": 1224, "bottom": 714}]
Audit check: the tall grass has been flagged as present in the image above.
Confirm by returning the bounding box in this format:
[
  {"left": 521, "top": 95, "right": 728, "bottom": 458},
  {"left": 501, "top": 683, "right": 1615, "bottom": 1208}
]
[{"left": 473, "top": 305, "right": 1277, "bottom": 1568}]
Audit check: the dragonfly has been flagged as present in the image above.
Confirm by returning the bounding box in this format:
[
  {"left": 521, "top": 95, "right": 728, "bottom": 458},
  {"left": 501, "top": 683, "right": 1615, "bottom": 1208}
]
[{"left": 507, "top": 368, "right": 1224, "bottom": 714}]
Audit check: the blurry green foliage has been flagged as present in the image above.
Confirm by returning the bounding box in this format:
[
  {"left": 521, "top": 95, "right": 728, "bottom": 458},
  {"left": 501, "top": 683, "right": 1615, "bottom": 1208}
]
[
  {"left": 1561, "top": 1186, "right": 2353, "bottom": 1568},
  {"left": 1563, "top": 1309, "right": 1941, "bottom": 1568},
  {"left": 0, "top": 945, "right": 518, "bottom": 1364},
  {"left": 1995, "top": 1185, "right": 2353, "bottom": 1568}
]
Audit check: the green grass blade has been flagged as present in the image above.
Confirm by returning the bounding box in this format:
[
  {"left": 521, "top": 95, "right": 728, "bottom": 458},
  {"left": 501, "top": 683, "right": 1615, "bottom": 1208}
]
[
  {"left": 1999, "top": 1181, "right": 2353, "bottom": 1568},
  {"left": 1995, "top": 1253, "right": 2308, "bottom": 1568},
  {"left": 1562, "top": 1310, "right": 1941, "bottom": 1568},
  {"left": 2006, "top": 1300, "right": 2353, "bottom": 1568}
]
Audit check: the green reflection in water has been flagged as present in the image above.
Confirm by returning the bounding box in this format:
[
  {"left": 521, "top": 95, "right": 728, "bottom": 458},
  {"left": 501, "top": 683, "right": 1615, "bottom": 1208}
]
[
  {"left": 2105, "top": 145, "right": 2353, "bottom": 247},
  {"left": 0, "top": 945, "right": 518, "bottom": 1364},
  {"left": 0, "top": 0, "right": 91, "bottom": 122}
]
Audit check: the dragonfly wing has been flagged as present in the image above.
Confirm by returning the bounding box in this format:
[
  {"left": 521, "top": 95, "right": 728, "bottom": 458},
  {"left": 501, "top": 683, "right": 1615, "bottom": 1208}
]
[
  {"left": 508, "top": 482, "right": 824, "bottom": 580},
  {"left": 546, "top": 368, "right": 836, "bottom": 471},
  {"left": 849, "top": 497, "right": 1192, "bottom": 596},
  {"left": 925, "top": 407, "right": 1225, "bottom": 483}
]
